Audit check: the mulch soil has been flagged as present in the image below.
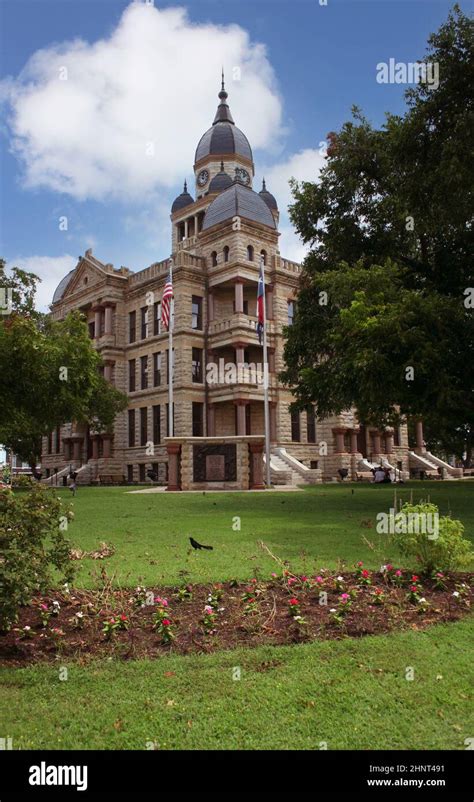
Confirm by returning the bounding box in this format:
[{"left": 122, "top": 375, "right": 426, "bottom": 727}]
[{"left": 1, "top": 571, "right": 472, "bottom": 666}]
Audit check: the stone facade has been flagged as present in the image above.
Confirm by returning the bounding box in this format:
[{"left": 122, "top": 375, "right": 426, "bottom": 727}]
[{"left": 41, "top": 80, "right": 411, "bottom": 486}]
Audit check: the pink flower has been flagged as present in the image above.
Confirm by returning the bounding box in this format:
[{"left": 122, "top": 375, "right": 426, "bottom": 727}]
[
  {"left": 357, "top": 561, "right": 363, "bottom": 567},
  {"left": 301, "top": 576, "right": 308, "bottom": 582},
  {"left": 287, "top": 577, "right": 297, "bottom": 586},
  {"left": 204, "top": 605, "right": 213, "bottom": 615},
  {"left": 250, "top": 578, "right": 257, "bottom": 584},
  {"left": 271, "top": 572, "right": 277, "bottom": 578},
  {"left": 340, "top": 593, "right": 350, "bottom": 601},
  {"left": 386, "top": 564, "right": 393, "bottom": 571},
  {"left": 410, "top": 585, "right": 418, "bottom": 592},
  {"left": 289, "top": 598, "right": 299, "bottom": 606},
  {"left": 411, "top": 575, "right": 419, "bottom": 582},
  {"left": 162, "top": 619, "right": 170, "bottom": 626},
  {"left": 395, "top": 570, "right": 402, "bottom": 577},
  {"left": 120, "top": 614, "right": 128, "bottom": 621},
  {"left": 40, "top": 603, "right": 48, "bottom": 611},
  {"left": 315, "top": 576, "right": 323, "bottom": 584},
  {"left": 361, "top": 569, "right": 370, "bottom": 578}
]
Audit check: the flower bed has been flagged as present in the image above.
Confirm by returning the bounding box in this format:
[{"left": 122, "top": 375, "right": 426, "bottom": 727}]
[{"left": 0, "top": 569, "right": 472, "bottom": 666}]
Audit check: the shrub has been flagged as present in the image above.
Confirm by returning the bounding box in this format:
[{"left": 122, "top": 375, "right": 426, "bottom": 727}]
[
  {"left": 0, "top": 485, "right": 75, "bottom": 630},
  {"left": 391, "top": 502, "right": 473, "bottom": 574}
]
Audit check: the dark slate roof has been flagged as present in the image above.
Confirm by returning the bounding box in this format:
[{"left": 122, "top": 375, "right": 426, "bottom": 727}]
[
  {"left": 209, "top": 162, "right": 233, "bottom": 193},
  {"left": 202, "top": 183, "right": 276, "bottom": 231},
  {"left": 195, "top": 78, "right": 253, "bottom": 163},
  {"left": 171, "top": 180, "right": 194, "bottom": 213},
  {"left": 195, "top": 123, "right": 252, "bottom": 163},
  {"left": 259, "top": 178, "right": 278, "bottom": 211},
  {"left": 52, "top": 269, "right": 75, "bottom": 304}
]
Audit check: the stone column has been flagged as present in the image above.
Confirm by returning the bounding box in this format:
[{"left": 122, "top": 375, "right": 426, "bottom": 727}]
[
  {"left": 102, "top": 435, "right": 113, "bottom": 459},
  {"left": 104, "top": 361, "right": 114, "bottom": 382},
  {"left": 270, "top": 403, "right": 277, "bottom": 442},
  {"left": 104, "top": 304, "right": 114, "bottom": 335},
  {"left": 266, "top": 284, "right": 274, "bottom": 320},
  {"left": 208, "top": 291, "right": 214, "bottom": 322},
  {"left": 249, "top": 441, "right": 265, "bottom": 489},
  {"left": 92, "top": 306, "right": 103, "bottom": 339},
  {"left": 72, "top": 438, "right": 83, "bottom": 462},
  {"left": 373, "top": 430, "right": 382, "bottom": 455},
  {"left": 235, "top": 280, "right": 244, "bottom": 314},
  {"left": 235, "top": 342, "right": 245, "bottom": 367},
  {"left": 332, "top": 428, "right": 346, "bottom": 453},
  {"left": 268, "top": 349, "right": 275, "bottom": 373},
  {"left": 235, "top": 400, "right": 247, "bottom": 435},
  {"left": 350, "top": 429, "right": 360, "bottom": 454},
  {"left": 91, "top": 436, "right": 99, "bottom": 461},
  {"left": 166, "top": 444, "right": 181, "bottom": 491},
  {"left": 207, "top": 404, "right": 216, "bottom": 437},
  {"left": 385, "top": 430, "right": 394, "bottom": 454},
  {"left": 415, "top": 420, "right": 424, "bottom": 451},
  {"left": 184, "top": 219, "right": 189, "bottom": 239}
]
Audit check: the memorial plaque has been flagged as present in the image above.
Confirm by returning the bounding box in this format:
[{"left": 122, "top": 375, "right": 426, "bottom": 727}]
[
  {"left": 193, "top": 444, "right": 237, "bottom": 482},
  {"left": 206, "top": 454, "right": 225, "bottom": 481}
]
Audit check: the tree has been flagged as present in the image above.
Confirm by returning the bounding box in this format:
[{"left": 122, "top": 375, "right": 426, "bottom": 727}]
[
  {"left": 282, "top": 5, "right": 474, "bottom": 464},
  {"left": 0, "top": 261, "right": 128, "bottom": 467}
]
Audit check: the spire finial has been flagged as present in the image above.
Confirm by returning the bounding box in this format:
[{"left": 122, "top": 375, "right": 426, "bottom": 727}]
[
  {"left": 221, "top": 67, "right": 225, "bottom": 92},
  {"left": 262, "top": 177, "right": 266, "bottom": 191},
  {"left": 184, "top": 179, "right": 187, "bottom": 193},
  {"left": 220, "top": 160, "right": 225, "bottom": 172}
]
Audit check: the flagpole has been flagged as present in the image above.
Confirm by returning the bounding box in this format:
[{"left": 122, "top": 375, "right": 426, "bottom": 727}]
[
  {"left": 168, "top": 258, "right": 174, "bottom": 437},
  {"left": 261, "top": 256, "right": 271, "bottom": 488}
]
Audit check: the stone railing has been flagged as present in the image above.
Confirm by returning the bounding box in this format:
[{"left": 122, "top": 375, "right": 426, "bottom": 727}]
[
  {"left": 209, "top": 314, "right": 275, "bottom": 336},
  {"left": 273, "top": 255, "right": 301, "bottom": 274},
  {"left": 176, "top": 236, "right": 197, "bottom": 251},
  {"left": 129, "top": 258, "right": 171, "bottom": 286}
]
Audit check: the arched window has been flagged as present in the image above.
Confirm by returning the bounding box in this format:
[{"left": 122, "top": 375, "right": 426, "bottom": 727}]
[
  {"left": 211, "top": 251, "right": 218, "bottom": 267},
  {"left": 260, "top": 249, "right": 267, "bottom": 265},
  {"left": 247, "top": 245, "right": 254, "bottom": 262},
  {"left": 223, "top": 245, "right": 230, "bottom": 263}
]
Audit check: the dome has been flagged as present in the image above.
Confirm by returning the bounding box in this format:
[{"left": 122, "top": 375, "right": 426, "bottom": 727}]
[
  {"left": 52, "top": 269, "right": 75, "bottom": 304},
  {"left": 171, "top": 180, "right": 194, "bottom": 213},
  {"left": 195, "top": 78, "right": 253, "bottom": 164},
  {"left": 208, "top": 162, "right": 233, "bottom": 193},
  {"left": 202, "top": 182, "right": 276, "bottom": 231},
  {"left": 259, "top": 178, "right": 278, "bottom": 211}
]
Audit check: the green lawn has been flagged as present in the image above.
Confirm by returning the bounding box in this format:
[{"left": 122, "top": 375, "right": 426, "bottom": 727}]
[
  {"left": 59, "top": 481, "right": 474, "bottom": 588},
  {"left": 1, "top": 619, "right": 472, "bottom": 750},
  {"left": 2, "top": 481, "right": 472, "bottom": 751}
]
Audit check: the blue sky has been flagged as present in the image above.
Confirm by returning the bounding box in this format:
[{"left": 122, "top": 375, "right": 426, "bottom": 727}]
[{"left": 0, "top": 0, "right": 459, "bottom": 309}]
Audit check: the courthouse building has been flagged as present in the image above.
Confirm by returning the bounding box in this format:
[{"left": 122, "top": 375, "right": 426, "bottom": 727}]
[{"left": 42, "top": 79, "right": 417, "bottom": 487}]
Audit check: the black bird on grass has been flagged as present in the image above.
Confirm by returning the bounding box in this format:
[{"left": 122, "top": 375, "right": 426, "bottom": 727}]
[{"left": 189, "top": 537, "right": 213, "bottom": 551}]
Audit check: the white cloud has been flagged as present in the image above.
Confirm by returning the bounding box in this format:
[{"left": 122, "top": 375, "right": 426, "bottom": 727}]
[
  {"left": 2, "top": 2, "right": 283, "bottom": 201},
  {"left": 7, "top": 254, "right": 77, "bottom": 312},
  {"left": 258, "top": 147, "right": 325, "bottom": 262}
]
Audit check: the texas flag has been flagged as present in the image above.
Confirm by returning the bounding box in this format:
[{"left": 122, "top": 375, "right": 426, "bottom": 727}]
[{"left": 256, "top": 261, "right": 265, "bottom": 344}]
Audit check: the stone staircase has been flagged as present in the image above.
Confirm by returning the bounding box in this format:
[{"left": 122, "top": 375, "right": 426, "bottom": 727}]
[{"left": 271, "top": 448, "right": 321, "bottom": 485}]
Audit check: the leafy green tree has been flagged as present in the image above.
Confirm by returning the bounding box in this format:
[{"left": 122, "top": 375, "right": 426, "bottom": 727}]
[
  {"left": 282, "top": 5, "right": 474, "bottom": 464},
  {"left": 0, "top": 261, "right": 127, "bottom": 467}
]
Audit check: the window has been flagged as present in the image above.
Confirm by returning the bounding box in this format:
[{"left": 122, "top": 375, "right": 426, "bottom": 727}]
[
  {"left": 140, "top": 355, "right": 148, "bottom": 390},
  {"left": 140, "top": 306, "right": 148, "bottom": 339},
  {"left": 166, "top": 403, "right": 175, "bottom": 437},
  {"left": 306, "top": 407, "right": 316, "bottom": 443},
  {"left": 394, "top": 427, "right": 401, "bottom": 447},
  {"left": 260, "top": 249, "right": 267, "bottom": 265},
  {"left": 287, "top": 300, "right": 295, "bottom": 326},
  {"left": 140, "top": 407, "right": 148, "bottom": 446},
  {"left": 128, "top": 409, "right": 136, "bottom": 447},
  {"left": 129, "top": 311, "right": 136, "bottom": 343},
  {"left": 88, "top": 321, "right": 95, "bottom": 339},
  {"left": 192, "top": 348, "right": 203, "bottom": 383},
  {"left": 245, "top": 403, "right": 251, "bottom": 435},
  {"left": 247, "top": 245, "right": 254, "bottom": 261},
  {"left": 153, "top": 405, "right": 161, "bottom": 445},
  {"left": 291, "top": 411, "right": 301, "bottom": 442},
  {"left": 138, "top": 463, "right": 146, "bottom": 482},
  {"left": 47, "top": 432, "right": 53, "bottom": 454},
  {"left": 153, "top": 301, "right": 161, "bottom": 336},
  {"left": 55, "top": 426, "right": 61, "bottom": 454},
  {"left": 192, "top": 403, "right": 204, "bottom": 437},
  {"left": 128, "top": 359, "right": 136, "bottom": 392},
  {"left": 223, "top": 245, "right": 230, "bottom": 263},
  {"left": 153, "top": 352, "right": 161, "bottom": 387},
  {"left": 310, "top": 460, "right": 319, "bottom": 470},
  {"left": 192, "top": 296, "right": 203, "bottom": 330},
  {"left": 127, "top": 465, "right": 134, "bottom": 483},
  {"left": 211, "top": 251, "right": 217, "bottom": 267}
]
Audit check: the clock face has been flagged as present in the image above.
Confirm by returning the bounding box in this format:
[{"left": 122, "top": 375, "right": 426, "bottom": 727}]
[
  {"left": 197, "top": 169, "right": 209, "bottom": 187},
  {"left": 236, "top": 167, "right": 250, "bottom": 185}
]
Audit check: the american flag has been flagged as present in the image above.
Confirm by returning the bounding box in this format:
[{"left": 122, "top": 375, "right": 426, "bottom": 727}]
[
  {"left": 161, "top": 269, "right": 173, "bottom": 330},
  {"left": 256, "top": 261, "right": 265, "bottom": 344}
]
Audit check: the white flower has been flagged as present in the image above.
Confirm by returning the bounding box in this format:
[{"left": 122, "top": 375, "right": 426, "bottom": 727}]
[
  {"left": 76, "top": 611, "right": 84, "bottom": 619},
  {"left": 329, "top": 608, "right": 337, "bottom": 613},
  {"left": 418, "top": 597, "right": 427, "bottom": 604},
  {"left": 452, "top": 591, "right": 460, "bottom": 597},
  {"left": 23, "top": 625, "right": 31, "bottom": 631},
  {"left": 337, "top": 576, "right": 344, "bottom": 582},
  {"left": 380, "top": 565, "right": 387, "bottom": 573}
]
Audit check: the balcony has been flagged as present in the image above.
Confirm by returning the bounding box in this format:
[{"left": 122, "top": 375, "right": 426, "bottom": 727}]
[{"left": 209, "top": 314, "right": 275, "bottom": 345}]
